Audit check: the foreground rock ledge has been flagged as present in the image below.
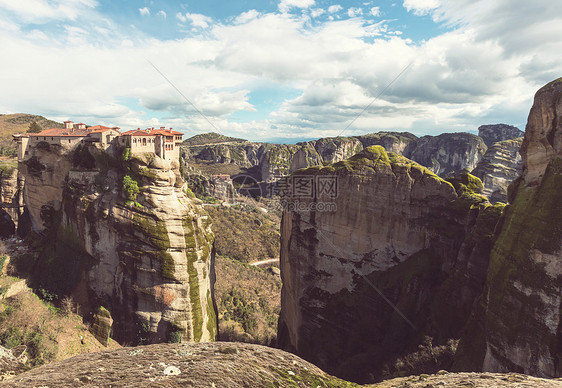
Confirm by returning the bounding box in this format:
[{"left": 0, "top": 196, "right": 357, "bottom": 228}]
[{"left": 2, "top": 342, "right": 561, "bottom": 388}]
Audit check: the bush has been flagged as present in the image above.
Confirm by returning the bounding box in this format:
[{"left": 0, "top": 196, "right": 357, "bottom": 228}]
[{"left": 122, "top": 175, "right": 140, "bottom": 201}]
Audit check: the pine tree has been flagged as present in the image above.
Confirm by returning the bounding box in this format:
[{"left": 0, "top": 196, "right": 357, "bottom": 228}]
[{"left": 27, "top": 121, "right": 42, "bottom": 133}]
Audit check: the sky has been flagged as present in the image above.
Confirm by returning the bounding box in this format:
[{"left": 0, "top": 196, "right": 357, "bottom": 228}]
[{"left": 0, "top": 0, "right": 561, "bottom": 142}]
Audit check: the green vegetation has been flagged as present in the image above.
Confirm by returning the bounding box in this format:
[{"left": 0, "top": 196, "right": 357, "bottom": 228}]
[
  {"left": 0, "top": 272, "right": 117, "bottom": 369},
  {"left": 0, "top": 113, "right": 61, "bottom": 156},
  {"left": 205, "top": 205, "right": 280, "bottom": 263},
  {"left": 0, "top": 158, "right": 17, "bottom": 177},
  {"left": 183, "top": 132, "right": 247, "bottom": 146},
  {"left": 122, "top": 175, "right": 140, "bottom": 201},
  {"left": 27, "top": 121, "right": 43, "bottom": 133},
  {"left": 215, "top": 256, "right": 281, "bottom": 346}
]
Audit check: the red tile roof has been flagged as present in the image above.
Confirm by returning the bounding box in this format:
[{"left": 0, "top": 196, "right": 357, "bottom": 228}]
[
  {"left": 89, "top": 125, "right": 118, "bottom": 133},
  {"left": 121, "top": 128, "right": 183, "bottom": 137},
  {"left": 33, "top": 127, "right": 90, "bottom": 137}
]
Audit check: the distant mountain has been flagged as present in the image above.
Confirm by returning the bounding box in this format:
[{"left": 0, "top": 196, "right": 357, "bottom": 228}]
[
  {"left": 183, "top": 132, "right": 247, "bottom": 146},
  {"left": 0, "top": 113, "right": 62, "bottom": 156}
]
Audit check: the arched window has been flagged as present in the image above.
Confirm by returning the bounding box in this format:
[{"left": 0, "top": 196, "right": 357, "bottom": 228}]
[{"left": 143, "top": 138, "right": 147, "bottom": 146}]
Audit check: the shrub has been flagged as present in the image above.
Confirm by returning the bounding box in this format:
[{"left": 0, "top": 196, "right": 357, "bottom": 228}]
[{"left": 122, "top": 175, "right": 140, "bottom": 201}]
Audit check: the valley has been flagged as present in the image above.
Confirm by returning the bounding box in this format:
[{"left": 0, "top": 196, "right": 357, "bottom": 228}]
[{"left": 0, "top": 77, "right": 560, "bottom": 386}]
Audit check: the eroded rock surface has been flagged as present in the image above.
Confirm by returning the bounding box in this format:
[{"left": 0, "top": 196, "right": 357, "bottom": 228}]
[
  {"left": 277, "top": 146, "right": 500, "bottom": 382},
  {"left": 18, "top": 142, "right": 217, "bottom": 345},
  {"left": 404, "top": 132, "right": 487, "bottom": 176},
  {"left": 471, "top": 137, "right": 523, "bottom": 203},
  {"left": 455, "top": 77, "right": 562, "bottom": 378},
  {"left": 478, "top": 124, "right": 524, "bottom": 147}
]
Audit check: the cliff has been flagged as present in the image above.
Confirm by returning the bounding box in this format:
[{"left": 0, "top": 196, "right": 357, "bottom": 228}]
[
  {"left": 18, "top": 140, "right": 217, "bottom": 345},
  {"left": 404, "top": 133, "right": 488, "bottom": 177},
  {"left": 471, "top": 137, "right": 523, "bottom": 203},
  {"left": 277, "top": 146, "right": 500, "bottom": 382},
  {"left": 454, "top": 77, "right": 562, "bottom": 377},
  {"left": 478, "top": 124, "right": 524, "bottom": 147},
  {"left": 184, "top": 132, "right": 417, "bottom": 183},
  {"left": 0, "top": 163, "right": 23, "bottom": 236}
]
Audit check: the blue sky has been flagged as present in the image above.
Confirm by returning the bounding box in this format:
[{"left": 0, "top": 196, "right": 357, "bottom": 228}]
[{"left": 0, "top": 0, "right": 561, "bottom": 142}]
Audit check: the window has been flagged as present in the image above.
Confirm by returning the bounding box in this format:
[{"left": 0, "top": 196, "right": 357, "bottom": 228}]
[
  {"left": 43, "top": 137, "right": 46, "bottom": 140},
  {"left": 143, "top": 138, "right": 147, "bottom": 146}
]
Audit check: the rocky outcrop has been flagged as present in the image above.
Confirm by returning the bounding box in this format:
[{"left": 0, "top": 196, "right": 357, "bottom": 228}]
[
  {"left": 278, "top": 146, "right": 501, "bottom": 382},
  {"left": 355, "top": 132, "right": 417, "bottom": 154},
  {"left": 404, "top": 133, "right": 487, "bottom": 177},
  {"left": 0, "top": 165, "right": 24, "bottom": 233},
  {"left": 18, "top": 141, "right": 217, "bottom": 345},
  {"left": 2, "top": 342, "right": 561, "bottom": 387},
  {"left": 0, "top": 342, "right": 354, "bottom": 387},
  {"left": 478, "top": 124, "right": 523, "bottom": 147},
  {"left": 184, "top": 132, "right": 418, "bottom": 183},
  {"left": 471, "top": 138, "right": 523, "bottom": 203},
  {"left": 185, "top": 173, "right": 234, "bottom": 202},
  {"left": 455, "top": 78, "right": 562, "bottom": 377}
]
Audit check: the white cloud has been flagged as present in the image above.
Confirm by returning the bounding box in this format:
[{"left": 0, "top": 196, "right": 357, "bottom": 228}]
[
  {"left": 370, "top": 6, "right": 381, "bottom": 17},
  {"left": 403, "top": 0, "right": 439, "bottom": 16},
  {"left": 1, "top": 2, "right": 562, "bottom": 141},
  {"left": 157, "top": 10, "right": 166, "bottom": 19},
  {"left": 327, "top": 5, "right": 343, "bottom": 13},
  {"left": 347, "top": 7, "right": 363, "bottom": 17},
  {"left": 234, "top": 9, "right": 259, "bottom": 24},
  {"left": 178, "top": 12, "right": 213, "bottom": 28},
  {"left": 175, "top": 12, "right": 186, "bottom": 22},
  {"left": 139, "top": 7, "right": 150, "bottom": 16},
  {"left": 0, "top": 0, "right": 97, "bottom": 23},
  {"left": 310, "top": 8, "right": 325, "bottom": 18},
  {"left": 279, "top": 0, "right": 315, "bottom": 13}
]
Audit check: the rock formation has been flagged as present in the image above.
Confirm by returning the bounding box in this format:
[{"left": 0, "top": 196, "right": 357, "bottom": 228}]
[
  {"left": 277, "top": 78, "right": 562, "bottom": 382},
  {"left": 2, "top": 342, "right": 561, "bottom": 387},
  {"left": 403, "top": 133, "right": 487, "bottom": 177},
  {"left": 454, "top": 77, "right": 562, "bottom": 377},
  {"left": 184, "top": 132, "right": 418, "bottom": 183},
  {"left": 277, "top": 146, "right": 501, "bottom": 382},
  {"left": 478, "top": 124, "right": 524, "bottom": 147},
  {"left": 471, "top": 137, "right": 523, "bottom": 203},
  {"left": 0, "top": 167, "right": 24, "bottom": 235},
  {"left": 18, "top": 140, "right": 217, "bottom": 345}
]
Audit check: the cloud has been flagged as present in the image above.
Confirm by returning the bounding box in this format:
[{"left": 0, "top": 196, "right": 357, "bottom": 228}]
[
  {"left": 157, "top": 10, "right": 166, "bottom": 19},
  {"left": 1, "top": 2, "right": 562, "bottom": 141},
  {"left": 278, "top": 0, "right": 315, "bottom": 13},
  {"left": 178, "top": 12, "right": 213, "bottom": 28},
  {"left": 310, "top": 8, "right": 325, "bottom": 18},
  {"left": 403, "top": 0, "right": 439, "bottom": 16},
  {"left": 234, "top": 9, "right": 259, "bottom": 24},
  {"left": 175, "top": 12, "right": 186, "bottom": 22},
  {"left": 370, "top": 6, "right": 381, "bottom": 17},
  {"left": 347, "top": 7, "right": 363, "bottom": 17},
  {"left": 139, "top": 7, "right": 150, "bottom": 16},
  {"left": 0, "top": 0, "right": 97, "bottom": 23},
  {"left": 327, "top": 5, "right": 343, "bottom": 13}
]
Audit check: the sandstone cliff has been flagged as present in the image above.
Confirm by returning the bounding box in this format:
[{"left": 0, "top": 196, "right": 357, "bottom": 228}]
[
  {"left": 471, "top": 137, "right": 523, "bottom": 203},
  {"left": 184, "top": 132, "right": 417, "bottom": 183},
  {"left": 277, "top": 146, "right": 500, "bottom": 382},
  {"left": 18, "top": 141, "right": 217, "bottom": 345},
  {"left": 478, "top": 124, "right": 524, "bottom": 147},
  {"left": 454, "top": 77, "right": 562, "bottom": 377},
  {"left": 0, "top": 165, "right": 22, "bottom": 236},
  {"left": 404, "top": 133, "right": 487, "bottom": 177}
]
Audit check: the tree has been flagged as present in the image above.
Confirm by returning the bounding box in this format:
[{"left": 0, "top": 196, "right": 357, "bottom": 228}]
[
  {"left": 122, "top": 175, "right": 140, "bottom": 201},
  {"left": 27, "top": 121, "right": 42, "bottom": 133}
]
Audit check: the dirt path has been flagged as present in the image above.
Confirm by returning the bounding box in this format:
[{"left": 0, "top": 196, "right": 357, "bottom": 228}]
[{"left": 250, "top": 258, "right": 279, "bottom": 267}]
